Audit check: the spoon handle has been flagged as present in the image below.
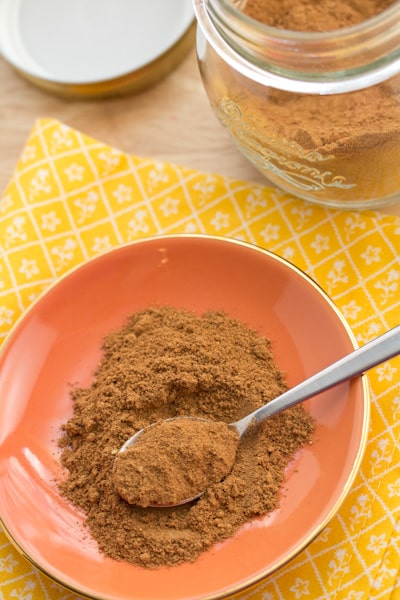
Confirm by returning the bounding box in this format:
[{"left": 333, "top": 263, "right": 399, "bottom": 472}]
[{"left": 234, "top": 324, "right": 400, "bottom": 437}]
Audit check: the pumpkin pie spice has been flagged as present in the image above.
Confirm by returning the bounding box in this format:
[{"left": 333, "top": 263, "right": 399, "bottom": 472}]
[
  {"left": 241, "top": 0, "right": 394, "bottom": 31},
  {"left": 208, "top": 0, "right": 400, "bottom": 205},
  {"left": 58, "top": 306, "right": 315, "bottom": 568},
  {"left": 113, "top": 417, "right": 240, "bottom": 507}
]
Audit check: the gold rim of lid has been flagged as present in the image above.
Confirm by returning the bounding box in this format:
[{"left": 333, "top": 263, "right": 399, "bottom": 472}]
[{"left": 0, "top": 0, "right": 196, "bottom": 99}]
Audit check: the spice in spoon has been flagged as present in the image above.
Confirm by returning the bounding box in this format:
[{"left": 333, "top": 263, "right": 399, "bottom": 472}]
[{"left": 113, "top": 418, "right": 239, "bottom": 507}]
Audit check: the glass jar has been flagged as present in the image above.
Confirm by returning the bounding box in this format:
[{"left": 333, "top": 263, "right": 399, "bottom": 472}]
[{"left": 193, "top": 0, "right": 400, "bottom": 209}]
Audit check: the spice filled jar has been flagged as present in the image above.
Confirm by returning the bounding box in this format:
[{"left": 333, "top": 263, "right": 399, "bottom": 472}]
[{"left": 193, "top": 0, "right": 400, "bottom": 209}]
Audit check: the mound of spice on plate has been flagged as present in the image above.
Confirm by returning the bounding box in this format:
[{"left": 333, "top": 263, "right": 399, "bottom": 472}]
[
  {"left": 114, "top": 418, "right": 239, "bottom": 507},
  {"left": 58, "top": 306, "right": 315, "bottom": 568}
]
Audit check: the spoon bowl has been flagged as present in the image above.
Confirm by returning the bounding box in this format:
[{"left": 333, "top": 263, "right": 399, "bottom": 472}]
[{"left": 118, "top": 324, "right": 400, "bottom": 507}]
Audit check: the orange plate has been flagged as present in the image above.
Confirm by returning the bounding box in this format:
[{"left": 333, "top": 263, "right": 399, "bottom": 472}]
[{"left": 0, "top": 235, "right": 369, "bottom": 600}]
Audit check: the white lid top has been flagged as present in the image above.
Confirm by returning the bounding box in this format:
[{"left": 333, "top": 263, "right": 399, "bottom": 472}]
[{"left": 0, "top": 0, "right": 194, "bottom": 85}]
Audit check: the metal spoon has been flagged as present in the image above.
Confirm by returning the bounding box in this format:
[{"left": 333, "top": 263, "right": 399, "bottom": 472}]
[{"left": 118, "top": 324, "right": 400, "bottom": 506}]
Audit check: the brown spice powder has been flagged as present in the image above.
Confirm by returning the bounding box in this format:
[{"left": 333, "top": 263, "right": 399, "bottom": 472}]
[
  {"left": 114, "top": 418, "right": 239, "bottom": 507},
  {"left": 236, "top": 0, "right": 399, "bottom": 159},
  {"left": 241, "top": 0, "right": 395, "bottom": 32},
  {"left": 58, "top": 306, "right": 315, "bottom": 569},
  {"left": 205, "top": 0, "right": 400, "bottom": 205}
]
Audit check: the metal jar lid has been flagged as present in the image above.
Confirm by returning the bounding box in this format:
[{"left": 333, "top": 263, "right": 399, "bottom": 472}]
[{"left": 0, "top": 0, "right": 195, "bottom": 98}]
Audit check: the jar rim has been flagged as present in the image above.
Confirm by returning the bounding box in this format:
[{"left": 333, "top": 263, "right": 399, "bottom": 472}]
[{"left": 194, "top": 0, "right": 400, "bottom": 93}]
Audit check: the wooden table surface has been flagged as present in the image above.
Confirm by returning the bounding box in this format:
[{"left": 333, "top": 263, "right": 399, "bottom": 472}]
[{"left": 1, "top": 46, "right": 400, "bottom": 218}]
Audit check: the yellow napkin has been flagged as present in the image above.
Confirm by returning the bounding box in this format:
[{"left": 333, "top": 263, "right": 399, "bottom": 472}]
[{"left": 1, "top": 118, "right": 399, "bottom": 600}]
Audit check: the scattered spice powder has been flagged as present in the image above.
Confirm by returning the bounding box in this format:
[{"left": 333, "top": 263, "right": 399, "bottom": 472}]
[
  {"left": 58, "top": 306, "right": 315, "bottom": 569},
  {"left": 114, "top": 418, "right": 239, "bottom": 507}
]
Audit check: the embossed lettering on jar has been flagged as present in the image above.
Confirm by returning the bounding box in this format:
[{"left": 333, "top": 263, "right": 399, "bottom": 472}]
[{"left": 193, "top": 0, "right": 400, "bottom": 209}]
